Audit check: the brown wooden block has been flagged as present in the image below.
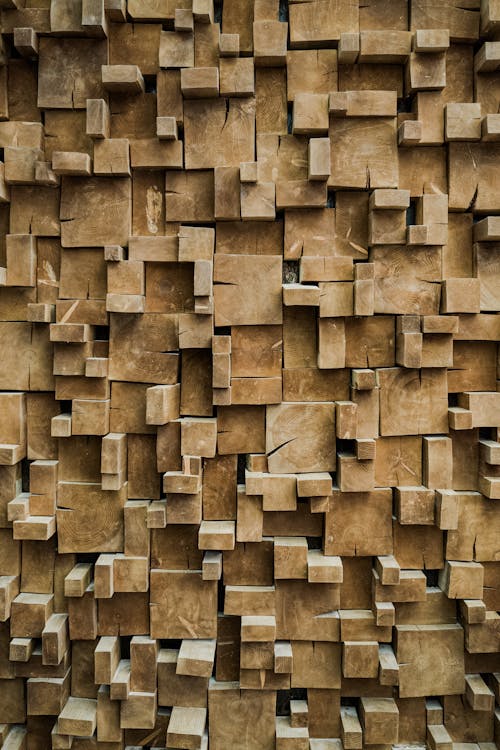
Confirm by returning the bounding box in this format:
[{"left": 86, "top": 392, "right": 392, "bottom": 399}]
[{"left": 396, "top": 624, "right": 465, "bottom": 698}]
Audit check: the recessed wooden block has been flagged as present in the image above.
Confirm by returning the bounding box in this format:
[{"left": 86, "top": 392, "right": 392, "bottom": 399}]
[{"left": 6, "top": 234, "right": 36, "bottom": 287}]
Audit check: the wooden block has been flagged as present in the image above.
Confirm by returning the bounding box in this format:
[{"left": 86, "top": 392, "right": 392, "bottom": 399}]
[
  {"left": 396, "top": 624, "right": 465, "bottom": 697},
  {"left": 240, "top": 180, "right": 276, "bottom": 220},
  {"left": 338, "top": 32, "right": 360, "bottom": 64},
  {"left": 308, "top": 138, "right": 330, "bottom": 181},
  {"left": 460, "top": 599, "right": 486, "bottom": 624},
  {"left": 343, "top": 641, "right": 379, "bottom": 679},
  {"left": 296, "top": 473, "right": 332, "bottom": 497},
  {"left": 426, "top": 698, "right": 443, "bottom": 725},
  {"left": 175, "top": 8, "right": 194, "bottom": 31},
  {"left": 293, "top": 93, "right": 329, "bottom": 135},
  {"left": 307, "top": 550, "right": 343, "bottom": 584},
  {"left": 157, "top": 116, "right": 178, "bottom": 140},
  {"left": 330, "top": 90, "right": 397, "bottom": 117},
  {"left": 241, "top": 615, "right": 276, "bottom": 642},
  {"left": 254, "top": 20, "right": 287, "bottom": 66},
  {"left": 9, "top": 637, "right": 33, "bottom": 662},
  {"left": 445, "top": 103, "right": 482, "bottom": 141},
  {"left": 359, "top": 697, "right": 399, "bottom": 744},
  {"left": 427, "top": 723, "right": 452, "bottom": 750},
  {"left": 177, "top": 639, "right": 216, "bottom": 677},
  {"left": 214, "top": 255, "right": 282, "bottom": 325},
  {"left": 220, "top": 31, "right": 239, "bottom": 56},
  {"left": 202, "top": 550, "right": 222, "bottom": 580},
  {"left": 181, "top": 67, "right": 219, "bottom": 98},
  {"left": 58, "top": 697, "right": 97, "bottom": 737},
  {"left": 199, "top": 520, "right": 235, "bottom": 551},
  {"left": 396, "top": 486, "right": 435, "bottom": 525},
  {"left": 94, "top": 636, "right": 120, "bottom": 685},
  {"left": 274, "top": 537, "right": 308, "bottom": 580},
  {"left": 102, "top": 64, "right": 145, "bottom": 93},
  {"left": 64, "top": 563, "right": 92, "bottom": 597},
  {"left": 6, "top": 234, "right": 36, "bottom": 287},
  {"left": 341, "top": 706, "right": 362, "bottom": 749},
  {"left": 378, "top": 643, "right": 399, "bottom": 685},
  {"left": 465, "top": 673, "right": 494, "bottom": 711},
  {"left": 220, "top": 58, "right": 254, "bottom": 97},
  {"left": 52, "top": 151, "right": 91, "bottom": 176},
  {"left": 359, "top": 30, "right": 412, "bottom": 63},
  {"left": 167, "top": 706, "right": 207, "bottom": 750},
  {"left": 398, "top": 119, "right": 422, "bottom": 145},
  {"left": 375, "top": 555, "right": 400, "bottom": 585},
  {"left": 13, "top": 27, "right": 38, "bottom": 57},
  {"left": 86, "top": 98, "right": 110, "bottom": 139},
  {"left": 439, "top": 560, "right": 484, "bottom": 600},
  {"left": 93, "top": 138, "right": 130, "bottom": 176},
  {"left": 146, "top": 384, "right": 180, "bottom": 425}
]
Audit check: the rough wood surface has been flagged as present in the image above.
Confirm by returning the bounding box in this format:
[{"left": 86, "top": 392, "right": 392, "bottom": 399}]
[{"left": 0, "top": 0, "right": 499, "bottom": 747}]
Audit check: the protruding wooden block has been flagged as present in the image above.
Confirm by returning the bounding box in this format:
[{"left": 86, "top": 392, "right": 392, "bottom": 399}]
[
  {"left": 86, "top": 98, "right": 110, "bottom": 139},
  {"left": 220, "top": 32, "right": 239, "bottom": 57},
  {"left": 359, "top": 697, "right": 399, "bottom": 745},
  {"left": 13, "top": 27, "right": 38, "bottom": 57},
  {"left": 398, "top": 119, "right": 422, "bottom": 145},
  {"left": 307, "top": 550, "right": 343, "bottom": 584},
  {"left": 341, "top": 706, "right": 362, "bottom": 749},
  {"left": 465, "top": 673, "right": 494, "bottom": 711},
  {"left": 93, "top": 138, "right": 130, "bottom": 176},
  {"left": 181, "top": 67, "right": 219, "bottom": 98},
  {"left": 439, "top": 560, "right": 484, "bottom": 600},
  {"left": 427, "top": 724, "right": 452, "bottom": 750},
  {"left": 157, "top": 116, "right": 178, "bottom": 140},
  {"left": 59, "top": 697, "right": 97, "bottom": 738},
  {"left": 146, "top": 384, "right": 180, "bottom": 425},
  {"left": 241, "top": 615, "right": 276, "bottom": 642},
  {"left": 177, "top": 639, "right": 216, "bottom": 677},
  {"left": 293, "top": 93, "right": 329, "bottom": 135},
  {"left": 102, "top": 64, "right": 145, "bottom": 93},
  {"left": 198, "top": 520, "right": 235, "bottom": 551},
  {"left": 343, "top": 641, "right": 379, "bottom": 678},
  {"left": 167, "top": 706, "right": 207, "bottom": 750},
  {"left": 52, "top": 152, "right": 92, "bottom": 176},
  {"left": 274, "top": 640, "right": 293, "bottom": 673},
  {"left": 253, "top": 20, "right": 287, "bottom": 66}
]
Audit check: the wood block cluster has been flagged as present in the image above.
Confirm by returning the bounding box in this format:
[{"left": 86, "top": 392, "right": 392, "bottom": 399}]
[{"left": 0, "top": 0, "right": 499, "bottom": 747}]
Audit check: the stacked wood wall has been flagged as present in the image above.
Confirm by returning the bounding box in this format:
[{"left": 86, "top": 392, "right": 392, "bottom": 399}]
[{"left": 0, "top": 0, "right": 499, "bottom": 748}]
